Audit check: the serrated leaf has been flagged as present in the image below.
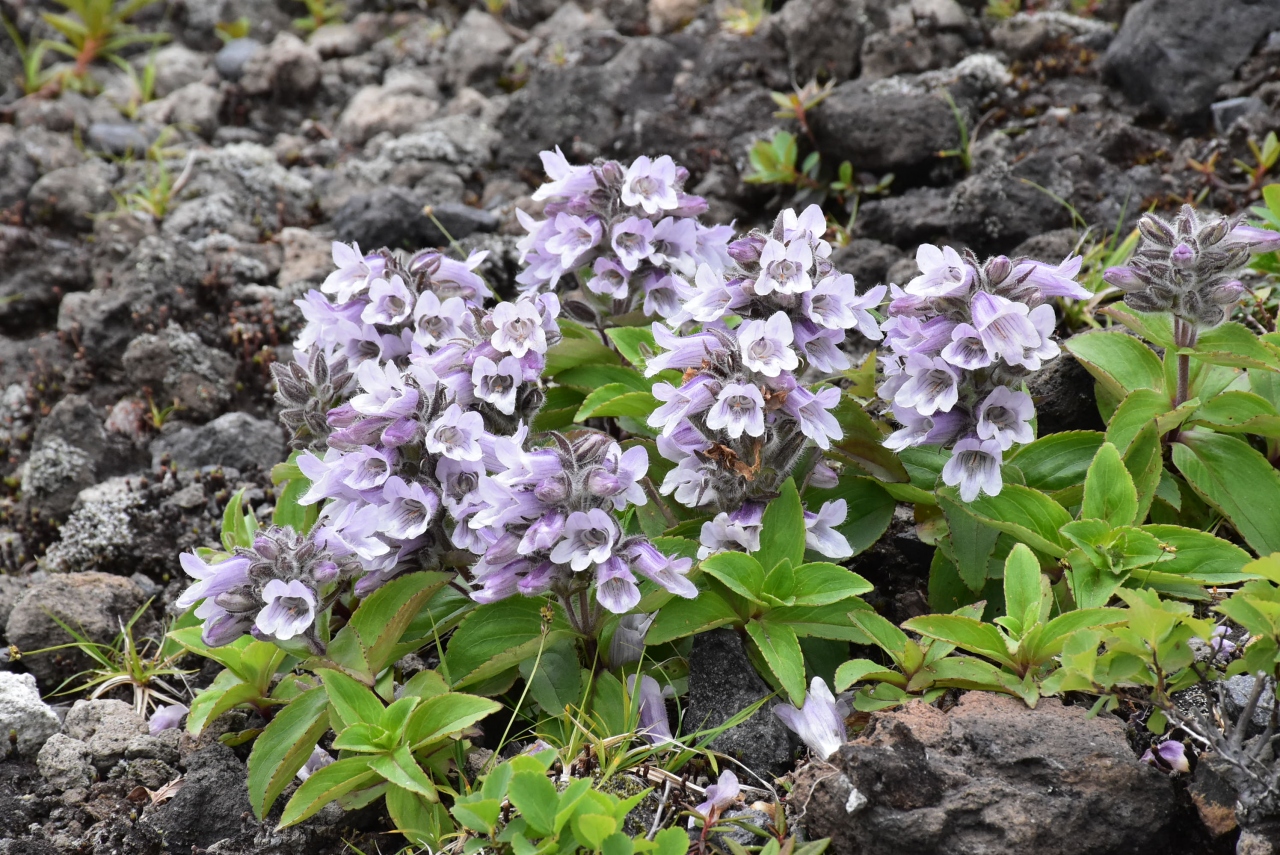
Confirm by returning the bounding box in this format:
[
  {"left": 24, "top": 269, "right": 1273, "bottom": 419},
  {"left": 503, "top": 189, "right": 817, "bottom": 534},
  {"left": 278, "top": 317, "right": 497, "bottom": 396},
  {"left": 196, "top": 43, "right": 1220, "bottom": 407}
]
[
  {"left": 1003, "top": 544, "right": 1042, "bottom": 634},
  {"left": 1066, "top": 331, "right": 1164, "bottom": 398},
  {"left": 278, "top": 756, "right": 379, "bottom": 828},
  {"left": 746, "top": 619, "right": 807, "bottom": 705},
  {"left": 699, "top": 552, "right": 767, "bottom": 603},
  {"left": 758, "top": 477, "right": 805, "bottom": 570},
  {"left": 1174, "top": 431, "right": 1280, "bottom": 555},
  {"left": 508, "top": 770, "right": 559, "bottom": 836},
  {"left": 647, "top": 587, "right": 741, "bottom": 644},
  {"left": 575, "top": 385, "right": 658, "bottom": 420},
  {"left": 248, "top": 686, "right": 330, "bottom": 819},
  {"left": 1081, "top": 442, "right": 1139, "bottom": 527},
  {"left": 604, "top": 326, "right": 657, "bottom": 368},
  {"left": 789, "top": 563, "right": 873, "bottom": 606},
  {"left": 1006, "top": 431, "right": 1104, "bottom": 492},
  {"left": 939, "top": 485, "right": 1071, "bottom": 558},
  {"left": 901, "top": 615, "right": 1014, "bottom": 670},
  {"left": 319, "top": 669, "right": 384, "bottom": 730},
  {"left": 443, "top": 598, "right": 569, "bottom": 689},
  {"left": 544, "top": 335, "right": 620, "bottom": 376},
  {"left": 346, "top": 572, "right": 451, "bottom": 678}
]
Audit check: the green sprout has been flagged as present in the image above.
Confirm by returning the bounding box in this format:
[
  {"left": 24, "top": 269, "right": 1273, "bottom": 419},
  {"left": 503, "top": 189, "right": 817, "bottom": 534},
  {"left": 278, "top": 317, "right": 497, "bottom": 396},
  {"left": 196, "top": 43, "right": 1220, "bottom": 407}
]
[
  {"left": 1, "top": 14, "right": 60, "bottom": 95},
  {"left": 40, "top": 0, "right": 169, "bottom": 91},
  {"left": 293, "top": 0, "right": 347, "bottom": 33},
  {"left": 720, "top": 0, "right": 769, "bottom": 36}
]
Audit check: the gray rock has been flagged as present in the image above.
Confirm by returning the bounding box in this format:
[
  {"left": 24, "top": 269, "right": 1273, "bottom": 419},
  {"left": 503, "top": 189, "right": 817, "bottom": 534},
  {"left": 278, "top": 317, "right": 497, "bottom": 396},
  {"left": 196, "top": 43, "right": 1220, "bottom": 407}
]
[
  {"left": 142, "top": 742, "right": 253, "bottom": 851},
  {"left": 1102, "top": 0, "right": 1280, "bottom": 125},
  {"left": 0, "top": 672, "right": 60, "bottom": 758},
  {"left": 87, "top": 122, "right": 159, "bottom": 158},
  {"left": 40, "top": 480, "right": 143, "bottom": 574},
  {"left": 151, "top": 411, "right": 286, "bottom": 472},
  {"left": 20, "top": 436, "right": 97, "bottom": 520},
  {"left": 125, "top": 728, "right": 181, "bottom": 765},
  {"left": 334, "top": 189, "right": 498, "bottom": 252},
  {"left": 1212, "top": 96, "right": 1268, "bottom": 135},
  {"left": 1223, "top": 674, "right": 1276, "bottom": 730},
  {"left": 337, "top": 69, "right": 441, "bottom": 145},
  {"left": 5, "top": 572, "right": 148, "bottom": 689},
  {"left": 947, "top": 153, "right": 1074, "bottom": 254},
  {"left": 151, "top": 44, "right": 210, "bottom": 98},
  {"left": 120, "top": 756, "right": 179, "bottom": 789},
  {"left": 215, "top": 38, "right": 263, "bottom": 81},
  {"left": 829, "top": 239, "right": 905, "bottom": 288},
  {"left": 37, "top": 734, "right": 94, "bottom": 790},
  {"left": 163, "top": 143, "right": 315, "bottom": 241},
  {"left": 0, "top": 125, "right": 40, "bottom": 212},
  {"left": 0, "top": 226, "right": 93, "bottom": 336},
  {"left": 811, "top": 81, "right": 960, "bottom": 176},
  {"left": 64, "top": 699, "right": 149, "bottom": 773},
  {"left": 854, "top": 187, "right": 952, "bottom": 247},
  {"left": 770, "top": 0, "right": 864, "bottom": 83},
  {"left": 139, "top": 81, "right": 224, "bottom": 140},
  {"left": 26, "top": 160, "right": 116, "bottom": 231},
  {"left": 240, "top": 32, "right": 322, "bottom": 102},
  {"left": 0, "top": 573, "right": 29, "bottom": 637},
  {"left": 277, "top": 226, "right": 335, "bottom": 290},
  {"left": 1027, "top": 348, "right": 1107, "bottom": 435},
  {"left": 444, "top": 9, "right": 517, "bottom": 89},
  {"left": 684, "top": 628, "right": 799, "bottom": 777},
  {"left": 796, "top": 693, "right": 1176, "bottom": 854},
  {"left": 990, "top": 11, "right": 1114, "bottom": 60},
  {"left": 123, "top": 323, "right": 237, "bottom": 422},
  {"left": 308, "top": 23, "right": 366, "bottom": 58}
]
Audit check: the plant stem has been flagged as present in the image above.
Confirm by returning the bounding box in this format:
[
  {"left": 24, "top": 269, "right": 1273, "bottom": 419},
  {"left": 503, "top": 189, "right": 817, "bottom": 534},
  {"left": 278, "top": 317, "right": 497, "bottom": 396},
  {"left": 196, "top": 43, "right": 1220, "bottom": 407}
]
[{"left": 1172, "top": 316, "right": 1196, "bottom": 409}]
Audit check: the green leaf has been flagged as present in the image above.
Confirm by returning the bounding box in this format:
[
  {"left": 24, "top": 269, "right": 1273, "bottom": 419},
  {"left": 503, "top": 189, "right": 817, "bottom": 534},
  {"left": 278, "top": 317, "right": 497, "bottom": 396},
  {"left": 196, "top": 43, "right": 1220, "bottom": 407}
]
[
  {"left": 901, "top": 615, "right": 1014, "bottom": 670},
  {"left": 248, "top": 686, "right": 330, "bottom": 819},
  {"left": 187, "top": 670, "right": 263, "bottom": 735},
  {"left": 1173, "top": 431, "right": 1280, "bottom": 555},
  {"left": 518, "top": 637, "right": 583, "bottom": 716},
  {"left": 647, "top": 587, "right": 741, "bottom": 644},
  {"left": 654, "top": 826, "right": 691, "bottom": 855},
  {"left": 443, "top": 598, "right": 568, "bottom": 689},
  {"left": 604, "top": 327, "right": 657, "bottom": 368},
  {"left": 1106, "top": 388, "right": 1177, "bottom": 452},
  {"left": 1003, "top": 544, "right": 1043, "bottom": 632},
  {"left": 746, "top": 619, "right": 807, "bottom": 705},
  {"left": 699, "top": 552, "right": 767, "bottom": 603},
  {"left": 939, "top": 485, "right": 1071, "bottom": 558},
  {"left": 1026, "top": 608, "right": 1127, "bottom": 662},
  {"left": 575, "top": 384, "right": 659, "bottom": 421},
  {"left": 769, "top": 601, "right": 874, "bottom": 643},
  {"left": 278, "top": 756, "right": 379, "bottom": 828},
  {"left": 942, "top": 499, "right": 1001, "bottom": 592},
  {"left": 1188, "top": 390, "right": 1280, "bottom": 437},
  {"left": 345, "top": 572, "right": 451, "bottom": 678},
  {"left": 803, "top": 474, "right": 895, "bottom": 557},
  {"left": 386, "top": 784, "right": 449, "bottom": 848},
  {"left": 544, "top": 335, "right": 620, "bottom": 377},
  {"left": 829, "top": 396, "right": 910, "bottom": 482},
  {"left": 834, "top": 658, "right": 905, "bottom": 691},
  {"left": 1006, "top": 432, "right": 1104, "bottom": 492},
  {"left": 508, "top": 770, "right": 559, "bottom": 836},
  {"left": 1123, "top": 420, "right": 1163, "bottom": 525},
  {"left": 789, "top": 563, "right": 873, "bottom": 606},
  {"left": 1186, "top": 322, "right": 1280, "bottom": 372},
  {"left": 368, "top": 746, "right": 438, "bottom": 800},
  {"left": 273, "top": 476, "right": 319, "bottom": 533},
  {"left": 319, "top": 668, "right": 384, "bottom": 730},
  {"left": 1065, "top": 331, "right": 1164, "bottom": 398},
  {"left": 573, "top": 813, "right": 618, "bottom": 849},
  {"left": 758, "top": 477, "right": 805, "bottom": 570},
  {"left": 847, "top": 611, "right": 912, "bottom": 662},
  {"left": 1139, "top": 525, "right": 1252, "bottom": 583},
  {"left": 534, "top": 387, "right": 586, "bottom": 431},
  {"left": 554, "top": 365, "right": 651, "bottom": 393},
  {"left": 1081, "top": 442, "right": 1139, "bottom": 527},
  {"left": 452, "top": 797, "right": 501, "bottom": 834}
]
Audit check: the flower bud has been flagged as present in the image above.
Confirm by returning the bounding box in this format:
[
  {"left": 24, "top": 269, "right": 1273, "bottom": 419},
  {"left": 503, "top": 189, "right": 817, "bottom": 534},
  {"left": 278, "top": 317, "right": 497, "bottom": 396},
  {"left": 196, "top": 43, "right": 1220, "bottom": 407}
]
[
  {"left": 312, "top": 561, "right": 339, "bottom": 584},
  {"left": 1138, "top": 214, "right": 1176, "bottom": 247},
  {"left": 1170, "top": 243, "right": 1195, "bottom": 268},
  {"left": 1208, "top": 280, "right": 1245, "bottom": 306},
  {"left": 598, "top": 161, "right": 625, "bottom": 186},
  {"left": 727, "top": 235, "right": 765, "bottom": 266},
  {"left": 534, "top": 473, "right": 570, "bottom": 504},
  {"left": 586, "top": 467, "right": 623, "bottom": 497},
  {"left": 1102, "top": 266, "right": 1144, "bottom": 291},
  {"left": 809, "top": 461, "right": 840, "bottom": 490},
  {"left": 984, "top": 255, "right": 1012, "bottom": 285}
]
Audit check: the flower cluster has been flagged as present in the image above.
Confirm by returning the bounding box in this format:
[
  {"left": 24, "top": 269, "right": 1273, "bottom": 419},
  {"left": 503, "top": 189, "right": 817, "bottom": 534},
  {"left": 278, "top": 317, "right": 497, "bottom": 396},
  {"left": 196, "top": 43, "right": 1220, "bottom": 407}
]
[
  {"left": 177, "top": 525, "right": 359, "bottom": 650},
  {"left": 646, "top": 206, "right": 884, "bottom": 558},
  {"left": 1104, "top": 206, "right": 1280, "bottom": 344},
  {"left": 455, "top": 431, "right": 696, "bottom": 628},
  {"left": 878, "top": 244, "right": 1087, "bottom": 502},
  {"left": 516, "top": 148, "right": 732, "bottom": 319}
]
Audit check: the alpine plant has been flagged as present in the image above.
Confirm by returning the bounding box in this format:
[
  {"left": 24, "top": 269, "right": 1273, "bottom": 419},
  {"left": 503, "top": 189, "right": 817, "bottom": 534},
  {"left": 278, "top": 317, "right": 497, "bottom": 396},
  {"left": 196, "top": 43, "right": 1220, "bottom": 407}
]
[
  {"left": 878, "top": 244, "right": 1088, "bottom": 502},
  {"left": 516, "top": 148, "right": 733, "bottom": 320},
  {"left": 647, "top": 205, "right": 886, "bottom": 559}
]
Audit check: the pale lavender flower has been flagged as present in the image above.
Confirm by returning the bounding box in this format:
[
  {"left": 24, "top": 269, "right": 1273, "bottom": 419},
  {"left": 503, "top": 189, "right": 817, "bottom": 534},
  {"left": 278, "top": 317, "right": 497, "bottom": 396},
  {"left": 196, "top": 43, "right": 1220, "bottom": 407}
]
[
  {"left": 976, "top": 386, "right": 1034, "bottom": 450},
  {"left": 625, "top": 540, "right": 697, "bottom": 599},
  {"left": 894, "top": 354, "right": 960, "bottom": 416},
  {"left": 424, "top": 404, "right": 485, "bottom": 462},
  {"left": 296, "top": 746, "right": 336, "bottom": 782},
  {"left": 905, "top": 244, "right": 973, "bottom": 298},
  {"left": 695, "top": 770, "right": 740, "bottom": 820},
  {"left": 347, "top": 446, "right": 396, "bottom": 492},
  {"left": 942, "top": 438, "right": 1004, "bottom": 502},
  {"left": 549, "top": 508, "right": 619, "bottom": 571},
  {"left": 413, "top": 292, "right": 468, "bottom": 347},
  {"left": 809, "top": 461, "right": 840, "bottom": 490},
  {"left": 705, "top": 383, "right": 766, "bottom": 439},
  {"left": 804, "top": 500, "right": 852, "bottom": 559},
  {"left": 612, "top": 217, "right": 656, "bottom": 271},
  {"left": 651, "top": 216, "right": 699, "bottom": 276},
  {"left": 148, "top": 703, "right": 188, "bottom": 735},
  {"left": 322, "top": 241, "right": 385, "bottom": 302},
  {"left": 350, "top": 360, "right": 420, "bottom": 419},
  {"left": 472, "top": 355, "right": 523, "bottom": 416},
  {"left": 490, "top": 301, "right": 548, "bottom": 358},
  {"left": 621, "top": 154, "right": 679, "bottom": 215},
  {"left": 970, "top": 291, "right": 1043, "bottom": 364},
  {"left": 1225, "top": 223, "right": 1280, "bottom": 253},
  {"left": 595, "top": 556, "right": 642, "bottom": 613},
  {"left": 175, "top": 553, "right": 252, "bottom": 611},
  {"left": 362, "top": 274, "right": 414, "bottom": 326},
  {"left": 255, "top": 579, "right": 317, "bottom": 641},
  {"left": 1012, "top": 256, "right": 1089, "bottom": 299},
  {"left": 940, "top": 323, "right": 993, "bottom": 370},
  {"left": 545, "top": 213, "right": 604, "bottom": 269},
  {"left": 586, "top": 258, "right": 630, "bottom": 299},
  {"left": 773, "top": 677, "right": 848, "bottom": 759},
  {"left": 1141, "top": 740, "right": 1190, "bottom": 774},
  {"left": 738, "top": 311, "right": 799, "bottom": 377},
  {"left": 883, "top": 407, "right": 965, "bottom": 452},
  {"left": 1208, "top": 625, "right": 1238, "bottom": 659},
  {"left": 698, "top": 503, "right": 765, "bottom": 558},
  {"left": 609, "top": 613, "right": 656, "bottom": 668},
  {"left": 627, "top": 674, "right": 673, "bottom": 744},
  {"left": 380, "top": 477, "right": 440, "bottom": 540},
  {"left": 755, "top": 238, "right": 813, "bottom": 296},
  {"left": 533, "top": 146, "right": 598, "bottom": 201}
]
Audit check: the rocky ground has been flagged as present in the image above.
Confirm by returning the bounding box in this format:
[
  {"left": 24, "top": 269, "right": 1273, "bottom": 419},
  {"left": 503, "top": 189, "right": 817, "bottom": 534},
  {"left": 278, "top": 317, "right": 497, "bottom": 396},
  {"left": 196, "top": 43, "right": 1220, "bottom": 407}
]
[{"left": 0, "top": 0, "right": 1278, "bottom": 852}]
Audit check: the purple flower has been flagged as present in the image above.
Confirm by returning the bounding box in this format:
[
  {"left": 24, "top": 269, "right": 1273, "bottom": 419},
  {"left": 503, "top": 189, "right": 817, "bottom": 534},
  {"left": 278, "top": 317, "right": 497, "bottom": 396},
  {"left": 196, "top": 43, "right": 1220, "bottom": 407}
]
[
  {"left": 784, "top": 385, "right": 844, "bottom": 450},
  {"left": 906, "top": 244, "right": 973, "bottom": 298},
  {"left": 380, "top": 476, "right": 440, "bottom": 540},
  {"left": 795, "top": 323, "right": 850, "bottom": 373},
  {"left": 255, "top": 579, "right": 317, "bottom": 641},
  {"left": 705, "top": 383, "right": 766, "bottom": 439},
  {"left": 884, "top": 407, "right": 965, "bottom": 452},
  {"left": 425, "top": 404, "right": 486, "bottom": 462},
  {"left": 976, "top": 386, "right": 1034, "bottom": 450},
  {"left": 175, "top": 553, "right": 252, "bottom": 611},
  {"left": 351, "top": 360, "right": 419, "bottom": 419},
  {"left": 627, "top": 674, "right": 673, "bottom": 744},
  {"left": 297, "top": 746, "right": 336, "bottom": 782},
  {"left": 809, "top": 461, "right": 839, "bottom": 490},
  {"left": 652, "top": 216, "right": 699, "bottom": 275},
  {"left": 782, "top": 204, "right": 829, "bottom": 248},
  {"left": 755, "top": 238, "right": 813, "bottom": 296},
  {"left": 738, "top": 311, "right": 799, "bottom": 377},
  {"left": 942, "top": 437, "right": 1004, "bottom": 502},
  {"left": 586, "top": 257, "right": 630, "bottom": 299},
  {"left": 1141, "top": 740, "right": 1190, "bottom": 774},
  {"left": 362, "top": 274, "right": 414, "bottom": 326},
  {"left": 612, "top": 217, "right": 656, "bottom": 272},
  {"left": 894, "top": 354, "right": 960, "bottom": 416},
  {"left": 695, "top": 770, "right": 740, "bottom": 820},
  {"left": 490, "top": 301, "right": 548, "bottom": 358},
  {"left": 549, "top": 508, "right": 619, "bottom": 571},
  {"left": 939, "top": 323, "right": 992, "bottom": 370},
  {"left": 625, "top": 539, "right": 697, "bottom": 599},
  {"left": 413, "top": 292, "right": 468, "bottom": 347},
  {"left": 609, "top": 613, "right": 656, "bottom": 668},
  {"left": 621, "top": 154, "right": 679, "bottom": 215},
  {"left": 970, "top": 291, "right": 1044, "bottom": 364},
  {"left": 649, "top": 377, "right": 716, "bottom": 435},
  {"left": 1225, "top": 223, "right": 1280, "bottom": 254},
  {"left": 544, "top": 213, "right": 603, "bottom": 269},
  {"left": 1208, "top": 625, "right": 1238, "bottom": 659},
  {"left": 773, "top": 677, "right": 848, "bottom": 760},
  {"left": 595, "top": 555, "right": 642, "bottom": 613},
  {"left": 698, "top": 503, "right": 764, "bottom": 558},
  {"left": 519, "top": 512, "right": 567, "bottom": 555},
  {"left": 322, "top": 241, "right": 385, "bottom": 302},
  {"left": 1013, "top": 256, "right": 1089, "bottom": 299},
  {"left": 642, "top": 272, "right": 694, "bottom": 319},
  {"left": 805, "top": 500, "right": 852, "bottom": 559},
  {"left": 472, "top": 355, "right": 523, "bottom": 416},
  {"left": 347, "top": 446, "right": 396, "bottom": 492},
  {"left": 148, "top": 703, "right": 188, "bottom": 735},
  {"left": 533, "top": 146, "right": 599, "bottom": 201}
]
